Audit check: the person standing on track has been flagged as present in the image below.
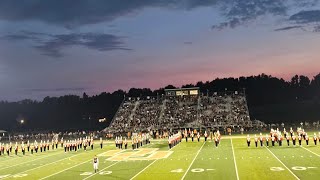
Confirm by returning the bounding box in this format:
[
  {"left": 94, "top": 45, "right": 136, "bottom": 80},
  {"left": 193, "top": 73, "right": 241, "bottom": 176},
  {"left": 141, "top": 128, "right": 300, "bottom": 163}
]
[{"left": 93, "top": 155, "right": 99, "bottom": 173}]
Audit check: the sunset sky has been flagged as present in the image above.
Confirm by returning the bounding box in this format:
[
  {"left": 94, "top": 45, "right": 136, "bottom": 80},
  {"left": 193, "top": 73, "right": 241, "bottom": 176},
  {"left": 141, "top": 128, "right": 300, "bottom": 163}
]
[{"left": 0, "top": 0, "right": 320, "bottom": 101}]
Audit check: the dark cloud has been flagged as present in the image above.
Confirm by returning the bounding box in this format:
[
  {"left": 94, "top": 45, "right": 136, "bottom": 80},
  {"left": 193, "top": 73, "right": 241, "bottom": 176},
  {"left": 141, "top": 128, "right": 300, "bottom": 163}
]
[
  {"left": 27, "top": 87, "right": 87, "bottom": 93},
  {"left": 0, "top": 0, "right": 293, "bottom": 30},
  {"left": 2, "top": 31, "right": 130, "bottom": 57},
  {"left": 0, "top": 0, "right": 220, "bottom": 28},
  {"left": 289, "top": 10, "right": 320, "bottom": 24},
  {"left": 212, "top": 0, "right": 287, "bottom": 30},
  {"left": 274, "top": 25, "right": 303, "bottom": 31},
  {"left": 184, "top": 41, "right": 192, "bottom": 45},
  {"left": 0, "top": 0, "right": 319, "bottom": 29},
  {"left": 0, "top": 0, "right": 318, "bottom": 33},
  {"left": 313, "top": 25, "right": 320, "bottom": 32}
]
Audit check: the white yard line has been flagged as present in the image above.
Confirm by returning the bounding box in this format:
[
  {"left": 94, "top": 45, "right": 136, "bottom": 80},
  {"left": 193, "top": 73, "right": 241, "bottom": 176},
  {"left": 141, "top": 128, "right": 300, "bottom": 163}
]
[
  {"left": 300, "top": 146, "right": 320, "bottom": 157},
  {"left": 264, "top": 147, "right": 300, "bottom": 180},
  {"left": 129, "top": 160, "right": 158, "bottom": 180},
  {"left": 181, "top": 142, "right": 206, "bottom": 180},
  {"left": 230, "top": 138, "right": 240, "bottom": 180},
  {"left": 83, "top": 161, "right": 120, "bottom": 180},
  {"left": 40, "top": 159, "right": 91, "bottom": 180},
  {"left": 0, "top": 151, "right": 61, "bottom": 171},
  {"left": 2, "top": 153, "right": 82, "bottom": 180},
  {"left": 85, "top": 144, "right": 159, "bottom": 180},
  {"left": 129, "top": 140, "right": 181, "bottom": 180}
]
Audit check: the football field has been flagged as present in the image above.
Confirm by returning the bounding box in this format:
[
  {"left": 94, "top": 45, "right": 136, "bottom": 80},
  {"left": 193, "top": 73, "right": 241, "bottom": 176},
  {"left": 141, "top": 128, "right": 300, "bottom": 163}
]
[{"left": 0, "top": 135, "right": 319, "bottom": 180}]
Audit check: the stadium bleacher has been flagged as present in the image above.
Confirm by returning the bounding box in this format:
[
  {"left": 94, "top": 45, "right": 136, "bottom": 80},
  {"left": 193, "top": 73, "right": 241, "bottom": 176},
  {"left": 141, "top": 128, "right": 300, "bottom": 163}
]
[{"left": 107, "top": 89, "right": 252, "bottom": 133}]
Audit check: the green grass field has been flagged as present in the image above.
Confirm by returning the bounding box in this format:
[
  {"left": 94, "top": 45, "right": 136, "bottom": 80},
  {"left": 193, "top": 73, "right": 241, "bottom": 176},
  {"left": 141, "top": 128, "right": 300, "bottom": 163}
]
[{"left": 0, "top": 135, "right": 319, "bottom": 180}]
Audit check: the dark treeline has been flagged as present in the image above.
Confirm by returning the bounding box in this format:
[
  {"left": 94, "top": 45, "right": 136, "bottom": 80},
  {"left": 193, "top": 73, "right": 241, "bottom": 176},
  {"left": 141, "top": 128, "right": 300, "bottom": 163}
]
[{"left": 1, "top": 73, "right": 320, "bottom": 132}]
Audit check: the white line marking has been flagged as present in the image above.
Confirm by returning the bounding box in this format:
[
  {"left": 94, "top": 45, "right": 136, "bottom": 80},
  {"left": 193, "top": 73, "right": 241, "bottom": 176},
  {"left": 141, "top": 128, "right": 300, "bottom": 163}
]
[
  {"left": 129, "top": 160, "right": 157, "bottom": 180},
  {"left": 40, "top": 160, "right": 90, "bottom": 180},
  {"left": 230, "top": 138, "right": 240, "bottom": 180},
  {"left": 2, "top": 153, "right": 82, "bottom": 180},
  {"left": 181, "top": 142, "right": 205, "bottom": 180},
  {"left": 83, "top": 161, "right": 120, "bottom": 180},
  {"left": 0, "top": 152, "right": 60, "bottom": 171},
  {"left": 264, "top": 147, "right": 300, "bottom": 180},
  {"left": 300, "top": 146, "right": 320, "bottom": 157}
]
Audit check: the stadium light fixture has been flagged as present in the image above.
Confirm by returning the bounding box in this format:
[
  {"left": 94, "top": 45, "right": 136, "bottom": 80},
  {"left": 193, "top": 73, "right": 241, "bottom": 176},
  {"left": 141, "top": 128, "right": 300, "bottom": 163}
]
[{"left": 20, "top": 119, "right": 24, "bottom": 124}]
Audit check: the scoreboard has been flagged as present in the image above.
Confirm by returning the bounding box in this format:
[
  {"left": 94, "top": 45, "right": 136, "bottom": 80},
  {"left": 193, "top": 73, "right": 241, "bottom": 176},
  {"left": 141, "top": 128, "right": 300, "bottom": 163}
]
[{"left": 165, "top": 87, "right": 199, "bottom": 96}]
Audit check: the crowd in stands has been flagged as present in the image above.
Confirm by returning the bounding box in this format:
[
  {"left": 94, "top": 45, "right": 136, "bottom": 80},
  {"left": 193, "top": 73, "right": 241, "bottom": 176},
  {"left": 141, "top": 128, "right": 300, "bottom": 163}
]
[
  {"left": 130, "top": 98, "right": 162, "bottom": 132},
  {"left": 198, "top": 94, "right": 251, "bottom": 128},
  {"left": 108, "top": 99, "right": 136, "bottom": 132},
  {"left": 107, "top": 92, "right": 252, "bottom": 133}
]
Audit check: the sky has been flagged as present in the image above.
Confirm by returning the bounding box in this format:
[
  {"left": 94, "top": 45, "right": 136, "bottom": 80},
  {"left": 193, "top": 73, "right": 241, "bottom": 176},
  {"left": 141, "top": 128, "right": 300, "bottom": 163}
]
[{"left": 1, "top": 0, "right": 320, "bottom": 101}]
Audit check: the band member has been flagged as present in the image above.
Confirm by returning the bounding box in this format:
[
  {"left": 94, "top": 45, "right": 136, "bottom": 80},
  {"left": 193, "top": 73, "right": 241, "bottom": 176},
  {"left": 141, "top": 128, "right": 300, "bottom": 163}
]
[
  {"left": 290, "top": 127, "right": 293, "bottom": 137},
  {"left": 120, "top": 137, "right": 123, "bottom": 149},
  {"left": 35, "top": 141, "right": 38, "bottom": 153},
  {"left": 184, "top": 129, "right": 188, "bottom": 142},
  {"left": 197, "top": 132, "right": 200, "bottom": 142},
  {"left": 254, "top": 135, "right": 258, "bottom": 147},
  {"left": 51, "top": 139, "right": 54, "bottom": 150},
  {"left": 124, "top": 138, "right": 128, "bottom": 149},
  {"left": 302, "top": 130, "right": 306, "bottom": 140},
  {"left": 9, "top": 142, "right": 12, "bottom": 153},
  {"left": 91, "top": 138, "right": 94, "bottom": 150},
  {"left": 15, "top": 142, "right": 18, "bottom": 155},
  {"left": 259, "top": 133, "right": 263, "bottom": 147},
  {"left": 21, "top": 142, "right": 25, "bottom": 155},
  {"left": 27, "top": 140, "right": 30, "bottom": 152},
  {"left": 265, "top": 134, "right": 269, "bottom": 147},
  {"left": 214, "top": 135, "right": 219, "bottom": 147},
  {"left": 139, "top": 135, "right": 142, "bottom": 147},
  {"left": 0, "top": 143, "right": 3, "bottom": 156},
  {"left": 6, "top": 144, "right": 10, "bottom": 156},
  {"left": 292, "top": 134, "right": 296, "bottom": 146},
  {"left": 314, "top": 133, "right": 318, "bottom": 145},
  {"left": 64, "top": 142, "right": 67, "bottom": 153},
  {"left": 61, "top": 137, "right": 64, "bottom": 148},
  {"left": 305, "top": 133, "right": 309, "bottom": 146},
  {"left": 84, "top": 140, "right": 87, "bottom": 151},
  {"left": 271, "top": 135, "right": 275, "bottom": 147},
  {"left": 132, "top": 138, "right": 135, "bottom": 150},
  {"left": 191, "top": 131, "right": 194, "bottom": 142},
  {"left": 41, "top": 140, "right": 44, "bottom": 152},
  {"left": 286, "top": 135, "right": 290, "bottom": 146},
  {"left": 93, "top": 155, "right": 99, "bottom": 173},
  {"left": 168, "top": 136, "right": 172, "bottom": 149},
  {"left": 298, "top": 134, "right": 302, "bottom": 146},
  {"left": 278, "top": 135, "right": 282, "bottom": 146},
  {"left": 246, "top": 135, "right": 251, "bottom": 147},
  {"left": 204, "top": 131, "right": 208, "bottom": 142},
  {"left": 31, "top": 143, "right": 34, "bottom": 154},
  {"left": 55, "top": 139, "right": 58, "bottom": 149},
  {"left": 74, "top": 140, "right": 78, "bottom": 152},
  {"left": 100, "top": 137, "right": 103, "bottom": 149},
  {"left": 115, "top": 137, "right": 118, "bottom": 148},
  {"left": 46, "top": 140, "right": 50, "bottom": 151}
]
